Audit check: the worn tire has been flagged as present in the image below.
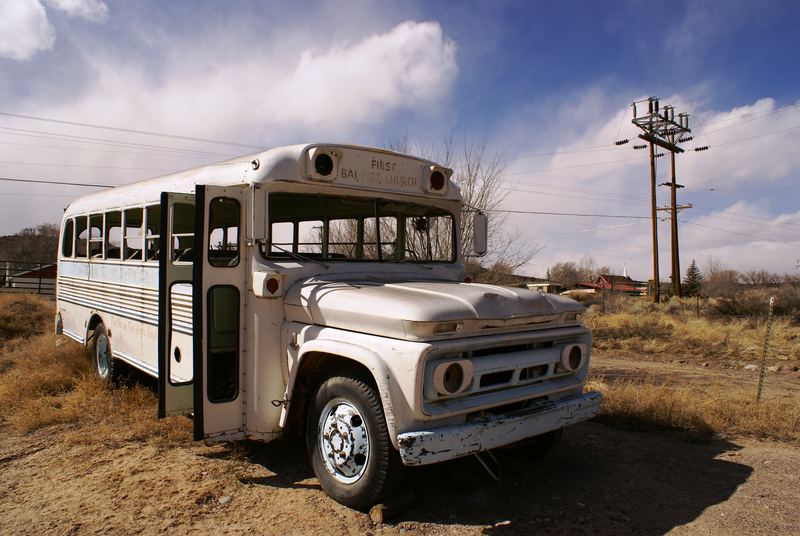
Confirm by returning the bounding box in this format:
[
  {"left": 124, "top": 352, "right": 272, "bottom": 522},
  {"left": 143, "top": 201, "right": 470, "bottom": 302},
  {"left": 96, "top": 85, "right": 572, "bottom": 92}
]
[
  {"left": 91, "top": 323, "right": 124, "bottom": 384},
  {"left": 306, "top": 374, "right": 404, "bottom": 510}
]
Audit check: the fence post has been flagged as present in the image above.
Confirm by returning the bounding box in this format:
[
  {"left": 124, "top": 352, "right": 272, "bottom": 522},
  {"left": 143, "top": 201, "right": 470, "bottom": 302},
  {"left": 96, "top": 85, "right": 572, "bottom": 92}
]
[
  {"left": 37, "top": 262, "right": 42, "bottom": 294},
  {"left": 756, "top": 296, "right": 776, "bottom": 403}
]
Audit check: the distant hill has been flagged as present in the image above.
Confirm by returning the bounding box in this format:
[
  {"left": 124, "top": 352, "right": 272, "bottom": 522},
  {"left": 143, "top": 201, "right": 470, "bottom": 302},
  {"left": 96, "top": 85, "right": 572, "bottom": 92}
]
[{"left": 0, "top": 224, "right": 60, "bottom": 264}]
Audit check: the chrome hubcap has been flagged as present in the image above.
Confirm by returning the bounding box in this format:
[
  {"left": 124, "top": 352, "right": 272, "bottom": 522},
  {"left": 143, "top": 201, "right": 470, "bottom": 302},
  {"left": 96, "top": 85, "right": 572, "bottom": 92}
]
[
  {"left": 96, "top": 333, "right": 110, "bottom": 378},
  {"left": 318, "top": 398, "right": 370, "bottom": 484}
]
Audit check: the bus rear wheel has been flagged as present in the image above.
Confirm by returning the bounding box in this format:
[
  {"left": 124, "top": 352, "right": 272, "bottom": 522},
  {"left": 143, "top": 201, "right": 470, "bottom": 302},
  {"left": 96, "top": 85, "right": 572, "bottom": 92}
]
[
  {"left": 306, "top": 374, "right": 404, "bottom": 510},
  {"left": 92, "top": 323, "right": 123, "bottom": 384}
]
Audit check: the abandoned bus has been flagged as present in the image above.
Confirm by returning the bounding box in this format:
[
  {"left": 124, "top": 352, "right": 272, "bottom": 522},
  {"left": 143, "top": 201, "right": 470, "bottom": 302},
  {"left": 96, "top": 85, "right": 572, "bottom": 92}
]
[{"left": 56, "top": 143, "right": 601, "bottom": 509}]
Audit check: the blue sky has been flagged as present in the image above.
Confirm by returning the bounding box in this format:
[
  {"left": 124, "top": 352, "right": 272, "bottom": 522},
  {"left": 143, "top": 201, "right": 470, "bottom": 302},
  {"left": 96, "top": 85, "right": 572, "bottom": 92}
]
[{"left": 1, "top": 0, "right": 798, "bottom": 279}]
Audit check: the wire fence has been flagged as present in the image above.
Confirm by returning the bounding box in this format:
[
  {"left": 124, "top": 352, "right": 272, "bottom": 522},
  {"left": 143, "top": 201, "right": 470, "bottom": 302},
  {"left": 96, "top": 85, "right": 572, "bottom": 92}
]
[{"left": 0, "top": 260, "right": 56, "bottom": 296}]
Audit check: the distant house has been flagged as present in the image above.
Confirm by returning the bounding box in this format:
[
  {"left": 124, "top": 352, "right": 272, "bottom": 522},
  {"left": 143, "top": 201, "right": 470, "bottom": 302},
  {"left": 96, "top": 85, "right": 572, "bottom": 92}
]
[
  {"left": 577, "top": 274, "right": 647, "bottom": 295},
  {"left": 4, "top": 263, "right": 57, "bottom": 294},
  {"left": 524, "top": 280, "right": 563, "bottom": 294}
]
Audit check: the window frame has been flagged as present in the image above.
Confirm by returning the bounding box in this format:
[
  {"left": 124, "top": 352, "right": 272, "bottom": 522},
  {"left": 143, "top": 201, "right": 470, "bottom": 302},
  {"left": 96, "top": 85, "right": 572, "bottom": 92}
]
[{"left": 262, "top": 193, "right": 457, "bottom": 264}]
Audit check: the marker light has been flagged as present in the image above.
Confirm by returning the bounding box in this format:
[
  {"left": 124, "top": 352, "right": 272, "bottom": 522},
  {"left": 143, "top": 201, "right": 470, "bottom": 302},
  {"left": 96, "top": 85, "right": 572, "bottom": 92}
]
[{"left": 266, "top": 278, "right": 280, "bottom": 294}]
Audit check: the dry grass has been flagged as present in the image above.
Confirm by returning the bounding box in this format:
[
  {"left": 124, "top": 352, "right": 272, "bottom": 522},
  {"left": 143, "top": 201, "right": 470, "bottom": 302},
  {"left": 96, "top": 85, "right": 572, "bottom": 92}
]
[
  {"left": 1, "top": 293, "right": 797, "bottom": 447},
  {"left": 588, "top": 376, "right": 800, "bottom": 444},
  {"left": 0, "top": 293, "right": 53, "bottom": 342},
  {"left": 0, "top": 295, "right": 189, "bottom": 444},
  {"left": 586, "top": 311, "right": 800, "bottom": 365}
]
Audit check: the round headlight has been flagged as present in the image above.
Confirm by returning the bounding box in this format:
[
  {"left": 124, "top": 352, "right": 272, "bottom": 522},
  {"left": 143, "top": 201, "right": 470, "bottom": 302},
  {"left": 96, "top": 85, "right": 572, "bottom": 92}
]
[
  {"left": 560, "top": 344, "right": 586, "bottom": 372},
  {"left": 432, "top": 359, "right": 473, "bottom": 396},
  {"left": 442, "top": 363, "right": 463, "bottom": 394},
  {"left": 314, "top": 153, "right": 334, "bottom": 176},
  {"left": 568, "top": 346, "right": 582, "bottom": 370}
]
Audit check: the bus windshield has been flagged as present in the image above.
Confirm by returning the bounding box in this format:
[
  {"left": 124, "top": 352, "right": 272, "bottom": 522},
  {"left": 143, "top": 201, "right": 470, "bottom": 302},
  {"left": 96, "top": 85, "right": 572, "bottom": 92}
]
[{"left": 262, "top": 193, "right": 455, "bottom": 263}]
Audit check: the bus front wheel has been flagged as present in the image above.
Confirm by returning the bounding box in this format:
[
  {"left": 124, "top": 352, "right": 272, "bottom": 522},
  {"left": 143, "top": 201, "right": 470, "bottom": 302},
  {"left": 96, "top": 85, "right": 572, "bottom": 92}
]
[{"left": 306, "top": 374, "right": 404, "bottom": 510}]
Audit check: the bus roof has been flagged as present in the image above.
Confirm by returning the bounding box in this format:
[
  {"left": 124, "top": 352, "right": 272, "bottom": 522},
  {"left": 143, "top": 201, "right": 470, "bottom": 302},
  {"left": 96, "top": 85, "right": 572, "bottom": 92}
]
[{"left": 63, "top": 143, "right": 460, "bottom": 216}]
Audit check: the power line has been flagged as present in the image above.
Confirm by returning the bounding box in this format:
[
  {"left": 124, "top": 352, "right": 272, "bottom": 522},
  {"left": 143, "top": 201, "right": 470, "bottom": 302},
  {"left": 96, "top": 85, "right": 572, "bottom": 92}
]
[
  {"left": 0, "top": 139, "right": 225, "bottom": 160},
  {"left": 490, "top": 208, "right": 649, "bottom": 219},
  {"left": 0, "top": 176, "right": 113, "bottom": 188},
  {"left": 681, "top": 220, "right": 800, "bottom": 248},
  {"left": 0, "top": 111, "right": 263, "bottom": 150},
  {"left": 0, "top": 126, "right": 237, "bottom": 158},
  {"left": 504, "top": 155, "right": 645, "bottom": 177},
  {"left": 0, "top": 160, "right": 176, "bottom": 172}
]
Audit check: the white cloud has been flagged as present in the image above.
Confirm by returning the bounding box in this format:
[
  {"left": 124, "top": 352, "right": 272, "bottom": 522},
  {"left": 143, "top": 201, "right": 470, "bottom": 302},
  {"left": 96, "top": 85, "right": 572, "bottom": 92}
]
[
  {"left": 29, "top": 20, "right": 458, "bottom": 141},
  {"left": 0, "top": 19, "right": 459, "bottom": 235},
  {"left": 45, "top": 0, "right": 108, "bottom": 22},
  {"left": 0, "top": 0, "right": 55, "bottom": 61},
  {"left": 493, "top": 90, "right": 800, "bottom": 279}
]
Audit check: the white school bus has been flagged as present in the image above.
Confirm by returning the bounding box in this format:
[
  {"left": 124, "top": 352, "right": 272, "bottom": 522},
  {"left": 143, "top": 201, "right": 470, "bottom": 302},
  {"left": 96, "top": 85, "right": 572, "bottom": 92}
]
[{"left": 56, "top": 143, "right": 601, "bottom": 509}]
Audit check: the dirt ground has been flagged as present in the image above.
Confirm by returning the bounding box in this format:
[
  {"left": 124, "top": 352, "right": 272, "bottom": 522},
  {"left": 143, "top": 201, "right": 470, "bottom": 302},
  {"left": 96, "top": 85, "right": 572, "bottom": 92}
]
[{"left": 1, "top": 353, "right": 799, "bottom": 535}]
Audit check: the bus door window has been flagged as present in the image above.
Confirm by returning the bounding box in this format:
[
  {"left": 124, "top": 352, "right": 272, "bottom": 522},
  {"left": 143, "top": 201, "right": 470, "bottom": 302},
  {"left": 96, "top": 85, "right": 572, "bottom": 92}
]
[
  {"left": 61, "top": 219, "right": 74, "bottom": 258},
  {"left": 206, "top": 285, "right": 239, "bottom": 402},
  {"left": 88, "top": 214, "right": 103, "bottom": 259},
  {"left": 123, "top": 208, "right": 143, "bottom": 261},
  {"left": 105, "top": 211, "right": 122, "bottom": 260},
  {"left": 145, "top": 205, "right": 161, "bottom": 262},
  {"left": 171, "top": 203, "right": 195, "bottom": 262},
  {"left": 207, "top": 197, "right": 240, "bottom": 267}
]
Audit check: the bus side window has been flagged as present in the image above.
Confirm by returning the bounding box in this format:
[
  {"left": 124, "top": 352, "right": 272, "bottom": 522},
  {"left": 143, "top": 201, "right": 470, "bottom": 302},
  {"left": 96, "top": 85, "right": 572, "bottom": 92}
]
[
  {"left": 171, "top": 203, "right": 195, "bottom": 262},
  {"left": 61, "top": 219, "right": 74, "bottom": 258},
  {"left": 75, "top": 216, "right": 89, "bottom": 258},
  {"left": 145, "top": 205, "right": 161, "bottom": 262},
  {"left": 208, "top": 197, "right": 240, "bottom": 267},
  {"left": 88, "top": 214, "right": 104, "bottom": 259},
  {"left": 105, "top": 211, "right": 122, "bottom": 260},
  {"left": 124, "top": 207, "right": 143, "bottom": 261}
]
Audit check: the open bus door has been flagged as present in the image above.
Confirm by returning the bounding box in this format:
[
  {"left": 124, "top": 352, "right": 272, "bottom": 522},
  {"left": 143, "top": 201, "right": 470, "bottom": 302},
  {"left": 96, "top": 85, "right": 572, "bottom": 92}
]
[
  {"left": 192, "top": 185, "right": 247, "bottom": 442},
  {"left": 157, "top": 192, "right": 196, "bottom": 417}
]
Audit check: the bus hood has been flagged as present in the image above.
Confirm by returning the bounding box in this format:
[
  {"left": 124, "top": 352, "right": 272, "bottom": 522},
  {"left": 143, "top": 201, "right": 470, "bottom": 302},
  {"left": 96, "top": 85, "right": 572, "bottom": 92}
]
[{"left": 283, "top": 275, "right": 584, "bottom": 341}]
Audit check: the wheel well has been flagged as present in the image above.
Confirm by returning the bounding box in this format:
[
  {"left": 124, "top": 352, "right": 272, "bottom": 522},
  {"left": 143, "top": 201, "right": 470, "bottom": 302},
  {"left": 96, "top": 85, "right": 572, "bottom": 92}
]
[
  {"left": 86, "top": 314, "right": 104, "bottom": 345},
  {"left": 284, "top": 352, "right": 376, "bottom": 438}
]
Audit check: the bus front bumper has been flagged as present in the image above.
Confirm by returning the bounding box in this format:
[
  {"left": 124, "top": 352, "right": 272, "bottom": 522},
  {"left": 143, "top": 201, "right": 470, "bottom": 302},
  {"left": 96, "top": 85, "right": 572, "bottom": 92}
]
[{"left": 396, "top": 391, "right": 602, "bottom": 466}]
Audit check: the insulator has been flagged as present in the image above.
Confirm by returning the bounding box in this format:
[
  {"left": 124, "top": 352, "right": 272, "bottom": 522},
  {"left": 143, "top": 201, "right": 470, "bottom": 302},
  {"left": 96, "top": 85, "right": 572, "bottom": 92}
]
[
  {"left": 678, "top": 136, "right": 694, "bottom": 143},
  {"left": 655, "top": 153, "right": 665, "bottom": 158},
  {"left": 614, "top": 139, "right": 630, "bottom": 146},
  {"left": 633, "top": 144, "right": 647, "bottom": 150},
  {"left": 694, "top": 146, "right": 709, "bottom": 152}
]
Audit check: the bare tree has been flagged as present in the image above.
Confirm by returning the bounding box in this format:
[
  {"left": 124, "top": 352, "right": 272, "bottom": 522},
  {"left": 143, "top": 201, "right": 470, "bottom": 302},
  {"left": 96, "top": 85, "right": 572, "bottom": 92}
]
[
  {"left": 704, "top": 257, "right": 740, "bottom": 297},
  {"left": 741, "top": 269, "right": 782, "bottom": 287},
  {"left": 386, "top": 135, "right": 541, "bottom": 279},
  {"left": 0, "top": 223, "right": 60, "bottom": 263},
  {"left": 548, "top": 261, "right": 580, "bottom": 288}
]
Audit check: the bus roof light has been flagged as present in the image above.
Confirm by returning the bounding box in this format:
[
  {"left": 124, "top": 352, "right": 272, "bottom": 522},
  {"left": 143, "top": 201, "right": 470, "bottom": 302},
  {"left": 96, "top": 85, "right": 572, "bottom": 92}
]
[
  {"left": 314, "top": 154, "right": 334, "bottom": 176},
  {"left": 430, "top": 170, "right": 445, "bottom": 191}
]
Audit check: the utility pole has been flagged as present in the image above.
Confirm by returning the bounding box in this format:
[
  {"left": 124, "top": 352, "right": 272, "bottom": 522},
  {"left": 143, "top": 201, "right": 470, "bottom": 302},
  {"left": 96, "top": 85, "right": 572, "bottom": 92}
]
[{"left": 630, "top": 97, "right": 692, "bottom": 301}]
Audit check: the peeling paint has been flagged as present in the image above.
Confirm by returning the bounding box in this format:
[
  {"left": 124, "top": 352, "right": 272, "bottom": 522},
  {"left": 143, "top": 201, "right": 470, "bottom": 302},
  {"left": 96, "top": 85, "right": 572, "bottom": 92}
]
[{"left": 398, "top": 391, "right": 601, "bottom": 466}]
